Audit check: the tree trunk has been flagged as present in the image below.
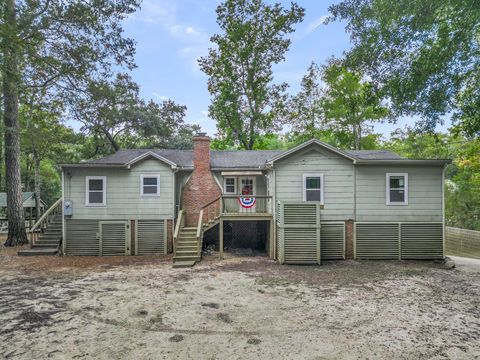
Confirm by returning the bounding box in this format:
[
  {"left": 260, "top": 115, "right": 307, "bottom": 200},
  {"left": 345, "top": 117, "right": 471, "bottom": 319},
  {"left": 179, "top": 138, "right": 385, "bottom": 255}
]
[
  {"left": 102, "top": 128, "right": 120, "bottom": 152},
  {"left": 353, "top": 123, "right": 362, "bottom": 150},
  {"left": 0, "top": 123, "right": 3, "bottom": 192},
  {"left": 34, "top": 156, "right": 41, "bottom": 223},
  {"left": 2, "top": 0, "right": 28, "bottom": 246}
]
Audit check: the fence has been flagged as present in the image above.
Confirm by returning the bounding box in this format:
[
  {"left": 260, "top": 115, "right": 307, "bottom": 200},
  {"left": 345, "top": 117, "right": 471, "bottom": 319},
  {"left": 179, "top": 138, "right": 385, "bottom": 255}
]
[{"left": 445, "top": 226, "right": 480, "bottom": 259}]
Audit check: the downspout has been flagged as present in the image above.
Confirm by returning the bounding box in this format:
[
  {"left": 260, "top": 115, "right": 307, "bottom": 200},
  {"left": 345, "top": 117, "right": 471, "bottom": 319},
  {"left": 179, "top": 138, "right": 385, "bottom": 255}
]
[
  {"left": 172, "top": 166, "right": 179, "bottom": 254},
  {"left": 353, "top": 163, "right": 357, "bottom": 221},
  {"left": 442, "top": 165, "right": 445, "bottom": 259},
  {"left": 61, "top": 169, "right": 65, "bottom": 255},
  {"left": 271, "top": 165, "right": 276, "bottom": 260}
]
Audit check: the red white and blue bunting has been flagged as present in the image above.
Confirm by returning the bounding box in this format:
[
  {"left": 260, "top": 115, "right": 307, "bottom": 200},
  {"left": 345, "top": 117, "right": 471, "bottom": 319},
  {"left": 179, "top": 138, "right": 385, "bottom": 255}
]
[{"left": 238, "top": 197, "right": 256, "bottom": 208}]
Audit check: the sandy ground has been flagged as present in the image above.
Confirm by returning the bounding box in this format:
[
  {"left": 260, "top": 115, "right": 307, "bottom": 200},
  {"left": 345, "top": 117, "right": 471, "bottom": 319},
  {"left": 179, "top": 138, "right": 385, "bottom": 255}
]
[{"left": 0, "top": 248, "right": 479, "bottom": 360}]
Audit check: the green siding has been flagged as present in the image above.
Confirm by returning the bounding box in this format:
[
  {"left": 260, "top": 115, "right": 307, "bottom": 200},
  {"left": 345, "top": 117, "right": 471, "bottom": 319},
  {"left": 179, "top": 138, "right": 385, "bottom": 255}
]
[
  {"left": 274, "top": 146, "right": 354, "bottom": 221},
  {"left": 64, "top": 159, "right": 175, "bottom": 220},
  {"left": 175, "top": 171, "right": 192, "bottom": 214},
  {"left": 355, "top": 166, "right": 442, "bottom": 222}
]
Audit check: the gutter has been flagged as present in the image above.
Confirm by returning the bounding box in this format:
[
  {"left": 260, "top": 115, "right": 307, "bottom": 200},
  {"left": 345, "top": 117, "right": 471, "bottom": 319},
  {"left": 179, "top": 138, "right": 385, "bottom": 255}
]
[
  {"left": 59, "top": 164, "right": 128, "bottom": 169},
  {"left": 354, "top": 159, "right": 452, "bottom": 166}
]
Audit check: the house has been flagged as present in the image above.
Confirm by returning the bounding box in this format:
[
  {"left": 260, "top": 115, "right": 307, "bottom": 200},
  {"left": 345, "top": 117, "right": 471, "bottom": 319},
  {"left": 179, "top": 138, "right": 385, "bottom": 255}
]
[
  {"left": 0, "top": 192, "right": 47, "bottom": 229},
  {"left": 60, "top": 134, "right": 450, "bottom": 266}
]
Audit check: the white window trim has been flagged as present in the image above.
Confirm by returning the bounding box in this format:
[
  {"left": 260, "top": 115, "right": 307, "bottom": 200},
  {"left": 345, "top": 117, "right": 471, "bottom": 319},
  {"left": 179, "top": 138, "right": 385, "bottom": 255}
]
[
  {"left": 302, "top": 173, "right": 324, "bottom": 204},
  {"left": 223, "top": 176, "right": 237, "bottom": 194},
  {"left": 386, "top": 173, "right": 409, "bottom": 205},
  {"left": 140, "top": 174, "right": 161, "bottom": 197},
  {"left": 85, "top": 176, "right": 106, "bottom": 206}
]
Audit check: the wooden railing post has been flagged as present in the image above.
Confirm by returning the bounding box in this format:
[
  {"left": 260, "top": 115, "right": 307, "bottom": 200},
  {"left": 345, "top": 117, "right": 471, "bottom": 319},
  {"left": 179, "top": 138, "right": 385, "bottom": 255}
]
[
  {"left": 28, "top": 197, "right": 62, "bottom": 247},
  {"left": 173, "top": 210, "right": 184, "bottom": 256}
]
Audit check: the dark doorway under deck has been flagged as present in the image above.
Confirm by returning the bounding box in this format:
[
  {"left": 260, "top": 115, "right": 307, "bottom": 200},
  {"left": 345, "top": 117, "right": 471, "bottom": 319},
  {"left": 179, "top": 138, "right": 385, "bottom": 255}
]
[{"left": 203, "top": 220, "right": 272, "bottom": 257}]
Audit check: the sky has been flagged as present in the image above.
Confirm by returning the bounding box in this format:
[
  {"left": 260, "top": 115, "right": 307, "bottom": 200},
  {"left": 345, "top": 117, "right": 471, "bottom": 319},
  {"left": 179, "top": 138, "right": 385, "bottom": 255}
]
[{"left": 86, "top": 0, "right": 447, "bottom": 139}]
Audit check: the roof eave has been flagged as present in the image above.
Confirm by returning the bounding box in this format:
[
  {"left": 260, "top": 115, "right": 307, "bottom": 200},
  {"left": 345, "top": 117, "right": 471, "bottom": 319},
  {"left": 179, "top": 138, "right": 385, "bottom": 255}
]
[
  {"left": 267, "top": 139, "right": 357, "bottom": 164},
  {"left": 125, "top": 151, "right": 177, "bottom": 168},
  {"left": 60, "top": 164, "right": 128, "bottom": 169},
  {"left": 354, "top": 159, "right": 452, "bottom": 166},
  {"left": 211, "top": 166, "right": 267, "bottom": 171}
]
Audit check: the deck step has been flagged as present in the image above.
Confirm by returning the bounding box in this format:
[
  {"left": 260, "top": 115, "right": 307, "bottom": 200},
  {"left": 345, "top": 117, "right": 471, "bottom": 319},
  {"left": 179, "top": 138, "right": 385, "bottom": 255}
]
[
  {"left": 175, "top": 246, "right": 198, "bottom": 251},
  {"left": 172, "top": 260, "right": 196, "bottom": 268},
  {"left": 32, "top": 243, "right": 59, "bottom": 248},
  {"left": 175, "top": 251, "right": 198, "bottom": 257},
  {"left": 18, "top": 248, "right": 58, "bottom": 256},
  {"left": 38, "top": 235, "right": 61, "bottom": 240}
]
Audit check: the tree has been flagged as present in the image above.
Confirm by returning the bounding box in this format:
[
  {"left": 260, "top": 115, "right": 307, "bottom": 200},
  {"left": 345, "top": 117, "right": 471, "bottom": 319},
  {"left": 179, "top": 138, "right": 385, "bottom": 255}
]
[
  {"left": 199, "top": 0, "right": 304, "bottom": 149},
  {"left": 20, "top": 102, "right": 74, "bottom": 221},
  {"left": 321, "top": 63, "right": 388, "bottom": 150},
  {"left": 446, "top": 138, "right": 480, "bottom": 230},
  {"left": 71, "top": 73, "right": 197, "bottom": 153},
  {"left": 328, "top": 0, "right": 480, "bottom": 135},
  {"left": 2, "top": 0, "right": 25, "bottom": 245},
  {"left": 286, "top": 62, "right": 324, "bottom": 135},
  {"left": 1, "top": 0, "right": 139, "bottom": 245}
]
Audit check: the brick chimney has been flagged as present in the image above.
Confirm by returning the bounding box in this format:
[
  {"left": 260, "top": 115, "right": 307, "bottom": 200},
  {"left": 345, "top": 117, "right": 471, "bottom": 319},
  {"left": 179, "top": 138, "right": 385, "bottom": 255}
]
[{"left": 181, "top": 133, "right": 222, "bottom": 226}]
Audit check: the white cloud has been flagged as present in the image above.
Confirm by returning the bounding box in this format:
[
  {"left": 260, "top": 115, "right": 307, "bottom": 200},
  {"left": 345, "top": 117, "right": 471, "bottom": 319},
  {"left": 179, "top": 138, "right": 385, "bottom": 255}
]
[
  {"left": 169, "top": 24, "right": 208, "bottom": 42},
  {"left": 305, "top": 15, "right": 328, "bottom": 34},
  {"left": 201, "top": 110, "right": 208, "bottom": 116},
  {"left": 152, "top": 93, "right": 168, "bottom": 101},
  {"left": 126, "top": 0, "right": 175, "bottom": 24}
]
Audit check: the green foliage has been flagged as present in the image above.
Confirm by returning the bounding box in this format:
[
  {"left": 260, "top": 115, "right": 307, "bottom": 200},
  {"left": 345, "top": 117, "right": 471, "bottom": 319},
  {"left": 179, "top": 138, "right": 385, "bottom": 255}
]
[
  {"left": 199, "top": 0, "right": 304, "bottom": 149},
  {"left": 383, "top": 129, "right": 452, "bottom": 159},
  {"left": 384, "top": 130, "right": 480, "bottom": 230},
  {"left": 328, "top": 0, "right": 480, "bottom": 135},
  {"left": 71, "top": 73, "right": 198, "bottom": 153},
  {"left": 321, "top": 63, "right": 389, "bottom": 150},
  {"left": 286, "top": 62, "right": 323, "bottom": 135},
  {"left": 445, "top": 139, "right": 480, "bottom": 230},
  {"left": 286, "top": 61, "right": 387, "bottom": 150}
]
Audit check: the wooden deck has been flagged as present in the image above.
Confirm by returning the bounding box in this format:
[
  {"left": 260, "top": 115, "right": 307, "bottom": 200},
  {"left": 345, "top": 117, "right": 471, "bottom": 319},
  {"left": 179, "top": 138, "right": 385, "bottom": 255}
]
[{"left": 221, "top": 212, "right": 273, "bottom": 220}]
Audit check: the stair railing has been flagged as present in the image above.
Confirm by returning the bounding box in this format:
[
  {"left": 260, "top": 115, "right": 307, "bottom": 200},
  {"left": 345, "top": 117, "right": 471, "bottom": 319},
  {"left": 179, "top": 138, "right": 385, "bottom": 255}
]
[
  {"left": 28, "top": 198, "right": 62, "bottom": 246},
  {"left": 173, "top": 210, "right": 185, "bottom": 257},
  {"left": 197, "top": 196, "right": 222, "bottom": 256},
  {"left": 196, "top": 209, "right": 204, "bottom": 257}
]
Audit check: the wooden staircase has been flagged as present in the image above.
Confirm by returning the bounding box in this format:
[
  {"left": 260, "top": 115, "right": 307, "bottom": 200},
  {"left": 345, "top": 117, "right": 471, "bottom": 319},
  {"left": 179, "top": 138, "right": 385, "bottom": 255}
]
[
  {"left": 18, "top": 198, "right": 63, "bottom": 256},
  {"left": 173, "top": 197, "right": 221, "bottom": 268},
  {"left": 173, "top": 227, "right": 201, "bottom": 267}
]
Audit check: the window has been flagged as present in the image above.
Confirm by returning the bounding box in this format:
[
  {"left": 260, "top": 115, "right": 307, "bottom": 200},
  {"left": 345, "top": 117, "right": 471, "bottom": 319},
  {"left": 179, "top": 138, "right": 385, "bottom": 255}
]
[
  {"left": 240, "top": 177, "right": 255, "bottom": 195},
  {"left": 386, "top": 173, "right": 408, "bottom": 205},
  {"left": 86, "top": 176, "right": 106, "bottom": 206},
  {"left": 303, "top": 174, "right": 324, "bottom": 203},
  {"left": 141, "top": 175, "right": 160, "bottom": 196},
  {"left": 224, "top": 177, "right": 236, "bottom": 194}
]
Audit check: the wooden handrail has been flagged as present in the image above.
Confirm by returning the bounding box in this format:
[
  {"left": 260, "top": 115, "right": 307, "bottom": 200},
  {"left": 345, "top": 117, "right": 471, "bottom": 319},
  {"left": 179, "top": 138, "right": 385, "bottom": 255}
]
[
  {"left": 196, "top": 209, "right": 204, "bottom": 239},
  {"left": 201, "top": 195, "right": 222, "bottom": 210},
  {"left": 173, "top": 210, "right": 184, "bottom": 256},
  {"left": 196, "top": 209, "right": 204, "bottom": 257},
  {"left": 30, "top": 198, "right": 62, "bottom": 233},
  {"left": 28, "top": 197, "right": 62, "bottom": 246}
]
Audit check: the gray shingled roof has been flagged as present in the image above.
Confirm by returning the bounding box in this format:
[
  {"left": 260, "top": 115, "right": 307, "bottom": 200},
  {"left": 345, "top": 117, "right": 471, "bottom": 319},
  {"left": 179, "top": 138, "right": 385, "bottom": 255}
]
[
  {"left": 0, "top": 192, "right": 45, "bottom": 207},
  {"left": 345, "top": 150, "right": 403, "bottom": 160},
  {"left": 85, "top": 149, "right": 286, "bottom": 168},
  {"left": 85, "top": 149, "right": 193, "bottom": 167},
  {"left": 211, "top": 150, "right": 284, "bottom": 168},
  {"left": 78, "top": 147, "right": 404, "bottom": 168}
]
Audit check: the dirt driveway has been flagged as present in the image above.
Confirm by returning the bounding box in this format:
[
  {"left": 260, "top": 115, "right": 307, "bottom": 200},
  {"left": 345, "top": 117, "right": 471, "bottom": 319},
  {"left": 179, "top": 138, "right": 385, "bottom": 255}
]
[{"left": 1, "top": 248, "right": 479, "bottom": 360}]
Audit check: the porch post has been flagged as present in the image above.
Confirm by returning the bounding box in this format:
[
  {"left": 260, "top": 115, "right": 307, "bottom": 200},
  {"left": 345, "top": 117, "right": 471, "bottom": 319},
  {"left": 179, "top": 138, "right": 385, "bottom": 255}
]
[
  {"left": 269, "top": 219, "right": 274, "bottom": 259},
  {"left": 219, "top": 218, "right": 224, "bottom": 260}
]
